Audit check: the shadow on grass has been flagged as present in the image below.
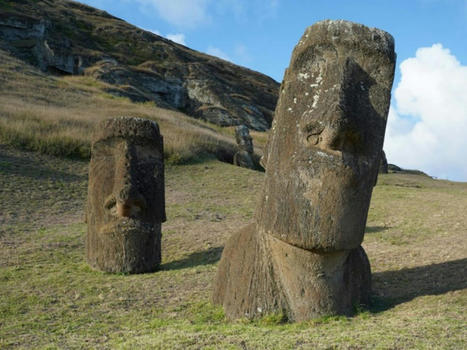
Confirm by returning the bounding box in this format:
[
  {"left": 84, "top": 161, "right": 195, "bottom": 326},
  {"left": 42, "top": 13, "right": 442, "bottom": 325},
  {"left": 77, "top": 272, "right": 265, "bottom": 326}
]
[
  {"left": 365, "top": 226, "right": 389, "bottom": 234},
  {"left": 370, "top": 258, "right": 467, "bottom": 312},
  {"left": 0, "top": 151, "right": 85, "bottom": 182},
  {"left": 161, "top": 246, "right": 223, "bottom": 271}
]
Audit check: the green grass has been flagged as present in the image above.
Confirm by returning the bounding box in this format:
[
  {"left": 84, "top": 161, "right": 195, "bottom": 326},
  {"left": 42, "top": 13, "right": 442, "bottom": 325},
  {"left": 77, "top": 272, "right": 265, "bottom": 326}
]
[{"left": 0, "top": 146, "right": 466, "bottom": 349}]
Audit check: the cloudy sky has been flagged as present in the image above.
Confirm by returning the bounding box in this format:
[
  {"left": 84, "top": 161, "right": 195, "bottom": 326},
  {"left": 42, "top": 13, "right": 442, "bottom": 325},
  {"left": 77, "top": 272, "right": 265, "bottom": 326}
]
[{"left": 78, "top": 0, "right": 467, "bottom": 181}]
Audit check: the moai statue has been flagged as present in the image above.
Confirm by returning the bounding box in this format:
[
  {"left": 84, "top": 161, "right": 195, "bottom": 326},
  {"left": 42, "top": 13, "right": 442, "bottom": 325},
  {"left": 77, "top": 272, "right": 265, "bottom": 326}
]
[
  {"left": 86, "top": 117, "right": 166, "bottom": 274},
  {"left": 374, "top": 150, "right": 388, "bottom": 185},
  {"left": 233, "top": 125, "right": 255, "bottom": 169},
  {"left": 213, "top": 20, "right": 395, "bottom": 321},
  {"left": 379, "top": 150, "right": 389, "bottom": 174}
]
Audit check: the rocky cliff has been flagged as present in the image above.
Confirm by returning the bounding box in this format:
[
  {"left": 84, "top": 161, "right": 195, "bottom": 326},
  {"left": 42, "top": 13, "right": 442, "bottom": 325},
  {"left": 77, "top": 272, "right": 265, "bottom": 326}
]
[{"left": 0, "top": 0, "right": 279, "bottom": 130}]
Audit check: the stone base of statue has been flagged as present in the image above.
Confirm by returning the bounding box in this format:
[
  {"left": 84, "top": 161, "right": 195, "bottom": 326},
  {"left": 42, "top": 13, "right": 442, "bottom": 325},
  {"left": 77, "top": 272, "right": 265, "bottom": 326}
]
[{"left": 213, "top": 224, "right": 370, "bottom": 321}]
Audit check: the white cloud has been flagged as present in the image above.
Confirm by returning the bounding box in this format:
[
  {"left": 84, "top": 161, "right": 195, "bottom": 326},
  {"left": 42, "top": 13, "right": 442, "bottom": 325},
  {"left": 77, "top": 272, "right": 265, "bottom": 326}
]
[
  {"left": 214, "top": 0, "right": 244, "bottom": 18},
  {"left": 234, "top": 44, "right": 252, "bottom": 64},
  {"left": 257, "top": 0, "right": 280, "bottom": 23},
  {"left": 206, "top": 46, "right": 231, "bottom": 61},
  {"left": 135, "top": 0, "right": 211, "bottom": 28},
  {"left": 166, "top": 33, "right": 186, "bottom": 45},
  {"left": 134, "top": 0, "right": 280, "bottom": 28},
  {"left": 384, "top": 44, "right": 467, "bottom": 181}
]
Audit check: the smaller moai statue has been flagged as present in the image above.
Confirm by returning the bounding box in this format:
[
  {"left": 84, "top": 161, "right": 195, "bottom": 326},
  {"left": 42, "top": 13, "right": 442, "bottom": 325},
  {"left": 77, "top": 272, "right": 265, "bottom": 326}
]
[
  {"left": 233, "top": 125, "right": 255, "bottom": 169},
  {"left": 379, "top": 150, "right": 389, "bottom": 174},
  {"left": 86, "top": 117, "right": 166, "bottom": 274},
  {"left": 374, "top": 150, "right": 389, "bottom": 185}
]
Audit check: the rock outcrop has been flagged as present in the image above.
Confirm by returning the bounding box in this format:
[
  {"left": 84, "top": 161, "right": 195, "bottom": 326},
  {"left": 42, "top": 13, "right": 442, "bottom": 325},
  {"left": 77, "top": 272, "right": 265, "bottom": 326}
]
[
  {"left": 213, "top": 20, "right": 396, "bottom": 321},
  {"left": 0, "top": 0, "right": 279, "bottom": 130},
  {"left": 86, "top": 117, "right": 165, "bottom": 274},
  {"left": 0, "top": 12, "right": 79, "bottom": 74}
]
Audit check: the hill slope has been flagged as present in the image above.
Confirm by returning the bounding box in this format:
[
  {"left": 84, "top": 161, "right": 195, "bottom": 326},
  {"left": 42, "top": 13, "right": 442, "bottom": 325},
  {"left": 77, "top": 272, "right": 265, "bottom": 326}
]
[
  {"left": 0, "top": 46, "right": 273, "bottom": 164},
  {"left": 0, "top": 0, "right": 279, "bottom": 130},
  {"left": 0, "top": 147, "right": 466, "bottom": 349}
]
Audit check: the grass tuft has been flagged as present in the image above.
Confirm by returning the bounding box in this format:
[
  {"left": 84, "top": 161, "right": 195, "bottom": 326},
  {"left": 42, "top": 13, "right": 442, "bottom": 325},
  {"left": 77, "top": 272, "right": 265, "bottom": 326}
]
[
  {"left": 258, "top": 312, "right": 289, "bottom": 325},
  {"left": 188, "top": 302, "right": 226, "bottom": 324}
]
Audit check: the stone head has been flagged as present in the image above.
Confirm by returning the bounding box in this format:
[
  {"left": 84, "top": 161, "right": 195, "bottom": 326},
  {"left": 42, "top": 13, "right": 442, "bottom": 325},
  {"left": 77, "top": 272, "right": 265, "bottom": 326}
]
[
  {"left": 235, "top": 124, "right": 254, "bottom": 154},
  {"left": 257, "top": 20, "right": 395, "bottom": 251},
  {"left": 86, "top": 117, "right": 165, "bottom": 272}
]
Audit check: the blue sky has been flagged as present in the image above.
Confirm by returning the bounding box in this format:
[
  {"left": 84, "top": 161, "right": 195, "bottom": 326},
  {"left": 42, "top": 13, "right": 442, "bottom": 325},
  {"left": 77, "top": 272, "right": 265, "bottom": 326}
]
[{"left": 78, "top": 0, "right": 467, "bottom": 181}]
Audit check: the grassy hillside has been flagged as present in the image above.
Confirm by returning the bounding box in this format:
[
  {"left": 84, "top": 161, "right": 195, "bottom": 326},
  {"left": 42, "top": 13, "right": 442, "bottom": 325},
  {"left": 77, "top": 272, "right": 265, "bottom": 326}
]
[
  {"left": 0, "top": 48, "right": 268, "bottom": 164},
  {"left": 0, "top": 144, "right": 465, "bottom": 349},
  {"left": 0, "top": 0, "right": 279, "bottom": 130}
]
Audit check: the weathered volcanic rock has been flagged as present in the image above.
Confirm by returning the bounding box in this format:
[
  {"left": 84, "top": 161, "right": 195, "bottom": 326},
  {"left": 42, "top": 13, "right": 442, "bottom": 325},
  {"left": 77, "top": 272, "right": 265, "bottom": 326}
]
[
  {"left": 0, "top": 0, "right": 279, "bottom": 130},
  {"left": 233, "top": 125, "right": 255, "bottom": 169},
  {"left": 86, "top": 117, "right": 166, "bottom": 274},
  {"left": 0, "top": 12, "right": 79, "bottom": 74},
  {"left": 213, "top": 20, "right": 396, "bottom": 321}
]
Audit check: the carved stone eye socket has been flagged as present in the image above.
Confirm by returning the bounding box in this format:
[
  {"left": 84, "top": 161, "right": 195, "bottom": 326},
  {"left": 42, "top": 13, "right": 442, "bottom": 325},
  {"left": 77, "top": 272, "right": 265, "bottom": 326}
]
[
  {"left": 307, "top": 134, "right": 320, "bottom": 145},
  {"left": 303, "top": 121, "right": 324, "bottom": 146}
]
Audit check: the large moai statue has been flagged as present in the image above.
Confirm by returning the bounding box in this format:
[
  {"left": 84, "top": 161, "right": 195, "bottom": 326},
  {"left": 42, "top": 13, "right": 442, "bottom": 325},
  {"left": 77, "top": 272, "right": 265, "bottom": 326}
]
[
  {"left": 86, "top": 117, "right": 166, "bottom": 274},
  {"left": 213, "top": 20, "right": 395, "bottom": 321},
  {"left": 233, "top": 125, "right": 255, "bottom": 169}
]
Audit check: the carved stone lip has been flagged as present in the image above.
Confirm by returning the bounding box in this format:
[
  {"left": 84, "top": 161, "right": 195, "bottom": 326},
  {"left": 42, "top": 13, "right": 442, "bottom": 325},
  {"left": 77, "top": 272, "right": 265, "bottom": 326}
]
[
  {"left": 295, "top": 150, "right": 344, "bottom": 165},
  {"left": 99, "top": 218, "right": 157, "bottom": 235}
]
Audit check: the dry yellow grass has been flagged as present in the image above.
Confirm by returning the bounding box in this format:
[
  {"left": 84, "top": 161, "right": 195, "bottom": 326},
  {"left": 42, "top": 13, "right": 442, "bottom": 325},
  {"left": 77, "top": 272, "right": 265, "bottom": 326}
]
[{"left": 0, "top": 49, "right": 246, "bottom": 163}]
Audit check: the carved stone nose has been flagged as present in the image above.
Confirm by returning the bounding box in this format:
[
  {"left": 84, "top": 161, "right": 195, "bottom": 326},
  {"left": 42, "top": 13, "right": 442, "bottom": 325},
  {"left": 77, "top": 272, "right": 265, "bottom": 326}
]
[
  {"left": 116, "top": 202, "right": 133, "bottom": 217},
  {"left": 324, "top": 127, "right": 349, "bottom": 152},
  {"left": 319, "top": 103, "right": 354, "bottom": 153},
  {"left": 115, "top": 186, "right": 146, "bottom": 218}
]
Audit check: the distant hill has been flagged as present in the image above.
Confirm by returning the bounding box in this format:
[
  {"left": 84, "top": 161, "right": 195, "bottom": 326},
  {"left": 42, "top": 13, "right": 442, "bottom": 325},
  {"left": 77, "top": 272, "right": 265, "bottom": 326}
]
[
  {"left": 0, "top": 0, "right": 279, "bottom": 130},
  {"left": 387, "top": 164, "right": 431, "bottom": 177}
]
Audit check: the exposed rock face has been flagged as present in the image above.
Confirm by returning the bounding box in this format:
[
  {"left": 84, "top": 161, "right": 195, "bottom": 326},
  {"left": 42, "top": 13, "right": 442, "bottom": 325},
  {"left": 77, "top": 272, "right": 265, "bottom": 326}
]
[
  {"left": 213, "top": 20, "right": 395, "bottom": 321},
  {"left": 0, "top": 13, "right": 80, "bottom": 74},
  {"left": 0, "top": 0, "right": 279, "bottom": 130},
  {"left": 233, "top": 125, "right": 255, "bottom": 169},
  {"left": 86, "top": 117, "right": 166, "bottom": 273}
]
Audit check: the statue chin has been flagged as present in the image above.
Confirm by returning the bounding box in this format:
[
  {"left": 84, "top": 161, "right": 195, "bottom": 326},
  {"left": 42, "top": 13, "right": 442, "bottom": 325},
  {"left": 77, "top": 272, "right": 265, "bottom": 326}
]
[{"left": 97, "top": 218, "right": 156, "bottom": 236}]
